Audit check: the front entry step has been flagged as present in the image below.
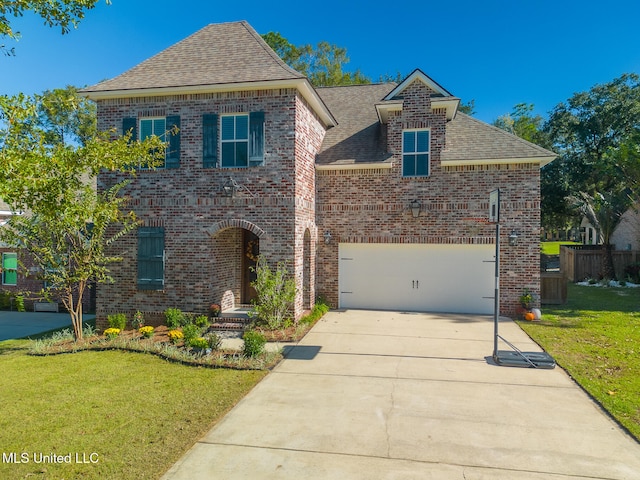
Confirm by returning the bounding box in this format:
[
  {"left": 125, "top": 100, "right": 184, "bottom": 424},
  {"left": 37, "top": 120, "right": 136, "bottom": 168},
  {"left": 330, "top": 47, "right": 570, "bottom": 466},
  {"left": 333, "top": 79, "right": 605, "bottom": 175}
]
[{"left": 210, "top": 306, "right": 253, "bottom": 331}]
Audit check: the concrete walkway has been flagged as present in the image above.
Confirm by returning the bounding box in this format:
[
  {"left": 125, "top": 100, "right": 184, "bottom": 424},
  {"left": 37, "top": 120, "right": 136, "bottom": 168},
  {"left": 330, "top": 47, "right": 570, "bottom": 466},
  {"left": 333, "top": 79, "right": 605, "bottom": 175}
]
[{"left": 162, "top": 310, "right": 640, "bottom": 480}]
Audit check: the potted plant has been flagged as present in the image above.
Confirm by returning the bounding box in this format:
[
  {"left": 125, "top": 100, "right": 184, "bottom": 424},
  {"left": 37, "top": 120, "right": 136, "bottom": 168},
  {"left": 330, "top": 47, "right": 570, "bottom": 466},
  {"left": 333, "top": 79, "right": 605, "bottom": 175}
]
[
  {"left": 518, "top": 289, "right": 536, "bottom": 320},
  {"left": 519, "top": 289, "right": 533, "bottom": 310},
  {"left": 209, "top": 303, "right": 221, "bottom": 318}
]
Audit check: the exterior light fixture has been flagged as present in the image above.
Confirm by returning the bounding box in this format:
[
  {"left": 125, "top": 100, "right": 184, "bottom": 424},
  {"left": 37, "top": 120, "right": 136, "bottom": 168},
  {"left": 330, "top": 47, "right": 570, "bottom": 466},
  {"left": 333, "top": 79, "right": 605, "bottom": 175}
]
[
  {"left": 410, "top": 199, "right": 421, "bottom": 218},
  {"left": 222, "top": 177, "right": 239, "bottom": 197},
  {"left": 323, "top": 230, "right": 332, "bottom": 244},
  {"left": 508, "top": 230, "right": 519, "bottom": 246}
]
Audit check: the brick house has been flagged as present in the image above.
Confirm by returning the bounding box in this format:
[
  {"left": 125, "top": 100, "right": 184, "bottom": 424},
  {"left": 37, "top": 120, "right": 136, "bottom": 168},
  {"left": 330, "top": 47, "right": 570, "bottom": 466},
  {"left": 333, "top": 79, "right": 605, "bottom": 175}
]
[{"left": 80, "top": 21, "right": 555, "bottom": 325}]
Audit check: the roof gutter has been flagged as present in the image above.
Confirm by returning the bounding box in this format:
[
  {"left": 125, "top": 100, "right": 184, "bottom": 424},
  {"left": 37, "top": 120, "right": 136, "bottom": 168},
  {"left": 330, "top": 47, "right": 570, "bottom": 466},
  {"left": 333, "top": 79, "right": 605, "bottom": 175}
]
[{"left": 80, "top": 78, "right": 338, "bottom": 129}]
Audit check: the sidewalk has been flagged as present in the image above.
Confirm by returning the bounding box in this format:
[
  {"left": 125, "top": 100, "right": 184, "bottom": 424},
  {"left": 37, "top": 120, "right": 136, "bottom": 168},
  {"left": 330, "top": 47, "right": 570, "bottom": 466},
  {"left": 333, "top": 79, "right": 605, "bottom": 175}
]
[{"left": 161, "top": 310, "right": 640, "bottom": 479}]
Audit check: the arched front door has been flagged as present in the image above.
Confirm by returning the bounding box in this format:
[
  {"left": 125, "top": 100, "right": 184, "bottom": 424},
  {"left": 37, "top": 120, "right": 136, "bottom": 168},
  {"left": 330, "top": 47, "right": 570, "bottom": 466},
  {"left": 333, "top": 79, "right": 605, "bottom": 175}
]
[{"left": 242, "top": 230, "right": 259, "bottom": 304}]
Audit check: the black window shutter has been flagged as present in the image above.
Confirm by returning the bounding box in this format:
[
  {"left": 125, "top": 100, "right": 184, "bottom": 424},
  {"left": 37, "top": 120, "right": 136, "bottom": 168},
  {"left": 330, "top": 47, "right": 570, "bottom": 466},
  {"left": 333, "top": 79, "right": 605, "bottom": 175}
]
[
  {"left": 249, "top": 111, "right": 264, "bottom": 165},
  {"left": 123, "top": 117, "right": 137, "bottom": 142},
  {"left": 203, "top": 113, "right": 218, "bottom": 168},
  {"left": 165, "top": 115, "right": 180, "bottom": 169},
  {"left": 138, "top": 227, "right": 165, "bottom": 290}
]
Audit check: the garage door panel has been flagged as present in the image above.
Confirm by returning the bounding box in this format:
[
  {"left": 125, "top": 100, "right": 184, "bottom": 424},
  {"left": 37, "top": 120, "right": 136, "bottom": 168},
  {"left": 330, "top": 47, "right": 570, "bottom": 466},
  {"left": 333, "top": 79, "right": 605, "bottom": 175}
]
[{"left": 339, "top": 243, "right": 494, "bottom": 314}]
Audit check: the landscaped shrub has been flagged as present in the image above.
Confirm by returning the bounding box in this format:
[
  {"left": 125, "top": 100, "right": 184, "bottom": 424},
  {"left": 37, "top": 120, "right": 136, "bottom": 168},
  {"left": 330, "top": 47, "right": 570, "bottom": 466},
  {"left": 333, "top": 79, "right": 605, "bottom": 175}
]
[
  {"left": 250, "top": 257, "right": 296, "bottom": 330},
  {"left": 205, "top": 332, "right": 222, "bottom": 351},
  {"left": 195, "top": 315, "right": 210, "bottom": 328},
  {"left": 243, "top": 330, "right": 266, "bottom": 357},
  {"left": 299, "top": 297, "right": 330, "bottom": 325},
  {"left": 15, "top": 295, "right": 25, "bottom": 312},
  {"left": 187, "top": 337, "right": 209, "bottom": 349},
  {"left": 107, "top": 313, "right": 127, "bottom": 331},
  {"left": 164, "top": 308, "right": 185, "bottom": 329},
  {"left": 624, "top": 262, "right": 640, "bottom": 283},
  {"left": 181, "top": 323, "right": 201, "bottom": 345}
]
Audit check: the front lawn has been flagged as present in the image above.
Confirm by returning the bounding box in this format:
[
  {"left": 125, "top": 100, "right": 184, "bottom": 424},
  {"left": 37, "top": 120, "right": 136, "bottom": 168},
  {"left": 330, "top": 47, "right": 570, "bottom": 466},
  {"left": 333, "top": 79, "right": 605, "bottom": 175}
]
[
  {"left": 519, "top": 283, "right": 640, "bottom": 440},
  {"left": 0, "top": 339, "right": 267, "bottom": 480}
]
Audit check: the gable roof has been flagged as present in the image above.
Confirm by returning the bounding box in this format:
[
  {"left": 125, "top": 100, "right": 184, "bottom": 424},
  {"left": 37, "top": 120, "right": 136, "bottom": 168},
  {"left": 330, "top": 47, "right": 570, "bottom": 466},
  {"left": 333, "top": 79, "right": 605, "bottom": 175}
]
[
  {"left": 80, "top": 21, "right": 337, "bottom": 127},
  {"left": 377, "top": 69, "right": 459, "bottom": 121},
  {"left": 315, "top": 83, "right": 556, "bottom": 167}
]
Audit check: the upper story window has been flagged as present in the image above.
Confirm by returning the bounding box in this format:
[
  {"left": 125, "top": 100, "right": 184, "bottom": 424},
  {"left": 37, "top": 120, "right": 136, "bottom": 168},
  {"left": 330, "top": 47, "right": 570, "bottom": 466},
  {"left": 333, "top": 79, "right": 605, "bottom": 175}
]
[
  {"left": 203, "top": 112, "right": 264, "bottom": 168},
  {"left": 402, "top": 129, "right": 430, "bottom": 177},
  {"left": 122, "top": 116, "right": 181, "bottom": 169},
  {"left": 140, "top": 118, "right": 166, "bottom": 143},
  {"left": 2, "top": 252, "right": 17, "bottom": 286},
  {"left": 221, "top": 114, "right": 249, "bottom": 167}
]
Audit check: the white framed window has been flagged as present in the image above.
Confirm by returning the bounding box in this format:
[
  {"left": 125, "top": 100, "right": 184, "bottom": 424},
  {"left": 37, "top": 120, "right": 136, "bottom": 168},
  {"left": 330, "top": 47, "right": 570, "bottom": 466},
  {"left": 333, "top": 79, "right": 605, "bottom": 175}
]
[
  {"left": 140, "top": 117, "right": 166, "bottom": 143},
  {"left": 402, "top": 129, "right": 430, "bottom": 177},
  {"left": 221, "top": 114, "right": 249, "bottom": 167},
  {"left": 2, "top": 252, "right": 17, "bottom": 286}
]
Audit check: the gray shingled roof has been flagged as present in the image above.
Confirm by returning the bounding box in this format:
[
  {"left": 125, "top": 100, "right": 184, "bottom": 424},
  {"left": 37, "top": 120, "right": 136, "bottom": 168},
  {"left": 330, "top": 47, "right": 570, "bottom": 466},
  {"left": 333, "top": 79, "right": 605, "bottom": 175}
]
[
  {"left": 316, "top": 83, "right": 555, "bottom": 166},
  {"left": 316, "top": 83, "right": 396, "bottom": 165},
  {"left": 81, "top": 21, "right": 304, "bottom": 93},
  {"left": 442, "top": 113, "right": 555, "bottom": 164}
]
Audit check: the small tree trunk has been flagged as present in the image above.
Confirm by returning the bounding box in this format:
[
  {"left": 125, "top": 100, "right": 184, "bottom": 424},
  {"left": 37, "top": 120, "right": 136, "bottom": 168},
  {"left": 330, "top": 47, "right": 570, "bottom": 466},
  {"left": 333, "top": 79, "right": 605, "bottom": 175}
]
[
  {"left": 602, "top": 243, "right": 617, "bottom": 281},
  {"left": 63, "top": 282, "right": 86, "bottom": 341}
]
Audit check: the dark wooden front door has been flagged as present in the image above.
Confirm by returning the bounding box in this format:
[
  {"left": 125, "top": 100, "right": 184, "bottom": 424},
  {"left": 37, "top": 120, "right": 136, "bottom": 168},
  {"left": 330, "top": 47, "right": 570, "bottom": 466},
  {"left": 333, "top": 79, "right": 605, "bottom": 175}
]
[{"left": 242, "top": 230, "right": 259, "bottom": 304}]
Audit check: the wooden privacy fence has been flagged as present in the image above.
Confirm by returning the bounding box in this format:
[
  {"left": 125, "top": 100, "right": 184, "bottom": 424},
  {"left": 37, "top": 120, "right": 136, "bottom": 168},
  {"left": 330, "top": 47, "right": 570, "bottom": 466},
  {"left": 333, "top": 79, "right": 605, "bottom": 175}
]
[
  {"left": 560, "top": 245, "right": 640, "bottom": 282},
  {"left": 541, "top": 272, "right": 567, "bottom": 304}
]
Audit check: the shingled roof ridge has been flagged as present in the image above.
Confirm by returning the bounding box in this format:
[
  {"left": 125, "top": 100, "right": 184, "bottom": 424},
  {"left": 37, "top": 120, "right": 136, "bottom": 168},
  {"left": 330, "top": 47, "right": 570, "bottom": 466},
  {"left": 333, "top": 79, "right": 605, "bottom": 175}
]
[
  {"left": 237, "top": 20, "right": 305, "bottom": 79},
  {"left": 456, "top": 111, "right": 555, "bottom": 157}
]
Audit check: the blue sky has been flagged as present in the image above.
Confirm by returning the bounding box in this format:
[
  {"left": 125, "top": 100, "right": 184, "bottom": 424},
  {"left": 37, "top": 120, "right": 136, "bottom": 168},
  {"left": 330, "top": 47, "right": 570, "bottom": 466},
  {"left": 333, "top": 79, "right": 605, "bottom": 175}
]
[{"left": 1, "top": 0, "right": 639, "bottom": 123}]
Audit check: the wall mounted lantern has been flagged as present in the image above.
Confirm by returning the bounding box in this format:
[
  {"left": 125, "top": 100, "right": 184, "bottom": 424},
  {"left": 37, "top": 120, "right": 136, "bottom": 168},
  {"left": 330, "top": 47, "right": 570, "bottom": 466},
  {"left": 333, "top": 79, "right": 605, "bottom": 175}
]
[
  {"left": 508, "top": 230, "right": 519, "bottom": 246},
  {"left": 410, "top": 199, "right": 421, "bottom": 218},
  {"left": 222, "top": 177, "right": 239, "bottom": 197},
  {"left": 323, "top": 230, "right": 332, "bottom": 244}
]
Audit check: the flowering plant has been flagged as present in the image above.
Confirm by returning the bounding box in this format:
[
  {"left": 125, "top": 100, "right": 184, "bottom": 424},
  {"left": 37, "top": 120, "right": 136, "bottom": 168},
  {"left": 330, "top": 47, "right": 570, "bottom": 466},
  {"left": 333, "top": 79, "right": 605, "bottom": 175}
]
[
  {"left": 132, "top": 311, "right": 145, "bottom": 329},
  {"left": 104, "top": 328, "right": 121, "bottom": 339},
  {"left": 139, "top": 326, "right": 154, "bottom": 338},
  {"left": 168, "top": 329, "right": 184, "bottom": 344},
  {"left": 209, "top": 303, "right": 221, "bottom": 317}
]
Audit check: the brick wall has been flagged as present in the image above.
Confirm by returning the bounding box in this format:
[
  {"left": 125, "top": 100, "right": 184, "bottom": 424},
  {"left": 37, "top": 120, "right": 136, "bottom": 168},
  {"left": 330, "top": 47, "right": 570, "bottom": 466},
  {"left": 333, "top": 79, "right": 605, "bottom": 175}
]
[
  {"left": 96, "top": 89, "right": 325, "bottom": 326},
  {"left": 315, "top": 80, "right": 541, "bottom": 317}
]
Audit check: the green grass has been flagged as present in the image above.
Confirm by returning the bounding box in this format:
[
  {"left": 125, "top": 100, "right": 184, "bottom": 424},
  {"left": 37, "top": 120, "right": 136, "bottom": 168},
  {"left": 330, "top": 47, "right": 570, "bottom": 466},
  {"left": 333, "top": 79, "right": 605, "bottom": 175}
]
[
  {"left": 519, "top": 283, "right": 640, "bottom": 440},
  {"left": 541, "top": 241, "right": 580, "bottom": 255},
  {"left": 0, "top": 339, "right": 267, "bottom": 480}
]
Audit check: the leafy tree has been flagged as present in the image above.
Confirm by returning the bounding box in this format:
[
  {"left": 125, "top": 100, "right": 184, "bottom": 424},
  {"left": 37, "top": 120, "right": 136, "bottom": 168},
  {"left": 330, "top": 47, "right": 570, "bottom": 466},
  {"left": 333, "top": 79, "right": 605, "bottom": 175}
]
[
  {"left": 0, "top": 90, "right": 164, "bottom": 340},
  {"left": 458, "top": 99, "right": 476, "bottom": 115},
  {"left": 1, "top": 0, "right": 107, "bottom": 55},
  {"left": 262, "top": 32, "right": 370, "bottom": 86},
  {"left": 494, "top": 103, "right": 550, "bottom": 148},
  {"left": 249, "top": 257, "right": 296, "bottom": 330},
  {"left": 544, "top": 73, "right": 640, "bottom": 278},
  {"left": 37, "top": 85, "right": 96, "bottom": 146}
]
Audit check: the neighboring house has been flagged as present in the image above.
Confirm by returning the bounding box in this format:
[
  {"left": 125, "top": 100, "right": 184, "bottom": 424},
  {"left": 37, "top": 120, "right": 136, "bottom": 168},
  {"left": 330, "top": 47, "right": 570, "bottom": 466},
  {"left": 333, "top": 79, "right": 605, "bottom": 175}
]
[
  {"left": 80, "top": 21, "right": 555, "bottom": 325},
  {"left": 611, "top": 205, "right": 640, "bottom": 250},
  {"left": 0, "top": 200, "right": 45, "bottom": 308}
]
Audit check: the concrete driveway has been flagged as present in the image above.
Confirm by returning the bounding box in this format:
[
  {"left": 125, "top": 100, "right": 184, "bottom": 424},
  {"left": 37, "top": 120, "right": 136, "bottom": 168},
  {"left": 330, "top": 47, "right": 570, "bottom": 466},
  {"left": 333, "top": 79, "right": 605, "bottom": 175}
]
[
  {"left": 0, "top": 310, "right": 75, "bottom": 341},
  {"left": 162, "top": 310, "right": 640, "bottom": 480}
]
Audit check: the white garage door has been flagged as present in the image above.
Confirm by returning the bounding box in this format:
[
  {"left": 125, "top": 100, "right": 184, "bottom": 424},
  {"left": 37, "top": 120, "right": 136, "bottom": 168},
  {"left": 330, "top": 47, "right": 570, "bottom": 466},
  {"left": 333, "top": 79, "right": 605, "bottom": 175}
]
[{"left": 339, "top": 243, "right": 495, "bottom": 314}]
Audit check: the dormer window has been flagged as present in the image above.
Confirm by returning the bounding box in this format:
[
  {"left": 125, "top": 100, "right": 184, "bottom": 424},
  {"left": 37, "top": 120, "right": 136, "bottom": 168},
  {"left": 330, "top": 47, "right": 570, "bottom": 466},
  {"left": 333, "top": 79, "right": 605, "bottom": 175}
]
[{"left": 402, "top": 129, "right": 430, "bottom": 177}]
